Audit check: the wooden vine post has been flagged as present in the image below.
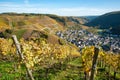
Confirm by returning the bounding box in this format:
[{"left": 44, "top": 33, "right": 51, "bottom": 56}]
[
  {"left": 12, "top": 35, "right": 35, "bottom": 80},
  {"left": 90, "top": 47, "right": 99, "bottom": 80}
]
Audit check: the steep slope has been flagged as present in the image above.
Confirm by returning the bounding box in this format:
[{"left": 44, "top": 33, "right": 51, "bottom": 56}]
[
  {"left": 0, "top": 13, "right": 87, "bottom": 31},
  {"left": 0, "top": 14, "right": 64, "bottom": 32},
  {"left": 86, "top": 11, "right": 120, "bottom": 34},
  {"left": 0, "top": 13, "right": 87, "bottom": 38}
]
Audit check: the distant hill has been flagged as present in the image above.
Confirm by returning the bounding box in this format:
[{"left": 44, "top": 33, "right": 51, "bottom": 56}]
[
  {"left": 81, "top": 16, "right": 98, "bottom": 22},
  {"left": 86, "top": 11, "right": 120, "bottom": 34}
]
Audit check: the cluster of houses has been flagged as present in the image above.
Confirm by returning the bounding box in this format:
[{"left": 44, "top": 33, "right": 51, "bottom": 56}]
[{"left": 56, "top": 29, "right": 120, "bottom": 53}]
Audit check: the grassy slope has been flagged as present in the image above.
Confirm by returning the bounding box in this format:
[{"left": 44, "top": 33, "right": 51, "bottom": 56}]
[{"left": 0, "top": 14, "right": 64, "bottom": 44}]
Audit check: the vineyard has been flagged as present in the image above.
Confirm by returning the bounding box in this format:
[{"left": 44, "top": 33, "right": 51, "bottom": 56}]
[{"left": 0, "top": 36, "right": 120, "bottom": 80}]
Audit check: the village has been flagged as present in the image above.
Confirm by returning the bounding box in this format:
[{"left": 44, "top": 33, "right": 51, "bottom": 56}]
[{"left": 56, "top": 29, "right": 120, "bottom": 53}]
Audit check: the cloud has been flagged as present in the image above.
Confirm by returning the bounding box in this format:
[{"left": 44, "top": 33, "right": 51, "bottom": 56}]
[
  {"left": 0, "top": 2, "right": 20, "bottom": 7},
  {"left": 0, "top": 2, "right": 120, "bottom": 16}
]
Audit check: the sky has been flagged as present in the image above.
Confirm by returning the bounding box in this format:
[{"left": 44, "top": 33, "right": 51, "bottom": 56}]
[{"left": 0, "top": 0, "right": 120, "bottom": 16}]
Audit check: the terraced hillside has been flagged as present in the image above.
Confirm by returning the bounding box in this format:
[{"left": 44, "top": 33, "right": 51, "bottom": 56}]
[{"left": 0, "top": 13, "right": 87, "bottom": 40}]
